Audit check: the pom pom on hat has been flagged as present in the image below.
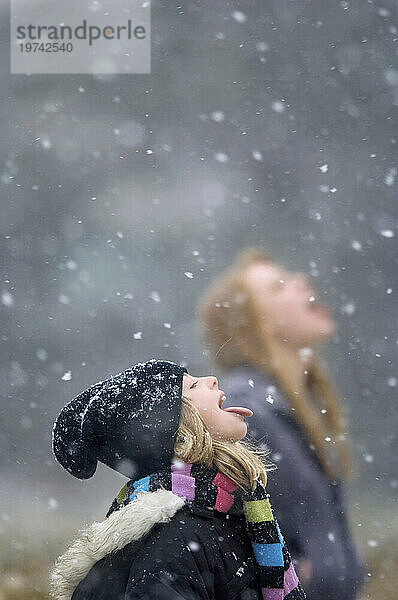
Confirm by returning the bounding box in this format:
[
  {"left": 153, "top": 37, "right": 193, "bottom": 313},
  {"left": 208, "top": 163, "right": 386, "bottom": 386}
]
[{"left": 52, "top": 359, "right": 187, "bottom": 480}]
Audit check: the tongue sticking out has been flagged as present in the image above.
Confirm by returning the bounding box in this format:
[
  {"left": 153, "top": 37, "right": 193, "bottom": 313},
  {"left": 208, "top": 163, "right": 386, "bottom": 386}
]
[{"left": 222, "top": 406, "right": 253, "bottom": 417}]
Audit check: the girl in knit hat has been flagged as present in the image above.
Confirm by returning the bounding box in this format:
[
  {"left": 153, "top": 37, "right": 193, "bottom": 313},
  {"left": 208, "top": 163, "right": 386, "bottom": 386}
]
[{"left": 51, "top": 359, "right": 306, "bottom": 600}]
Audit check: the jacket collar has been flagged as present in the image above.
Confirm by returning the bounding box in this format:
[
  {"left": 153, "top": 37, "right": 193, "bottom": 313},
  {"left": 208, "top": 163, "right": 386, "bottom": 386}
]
[{"left": 50, "top": 489, "right": 185, "bottom": 600}]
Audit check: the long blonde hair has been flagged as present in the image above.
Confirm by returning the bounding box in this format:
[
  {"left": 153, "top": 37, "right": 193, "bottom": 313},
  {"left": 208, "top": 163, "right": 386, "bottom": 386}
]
[
  {"left": 198, "top": 248, "right": 352, "bottom": 480},
  {"left": 174, "top": 397, "right": 272, "bottom": 489}
]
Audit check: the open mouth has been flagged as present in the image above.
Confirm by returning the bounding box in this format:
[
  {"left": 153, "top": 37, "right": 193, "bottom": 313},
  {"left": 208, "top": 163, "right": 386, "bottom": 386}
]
[
  {"left": 307, "top": 294, "right": 331, "bottom": 318},
  {"left": 218, "top": 392, "right": 253, "bottom": 417}
]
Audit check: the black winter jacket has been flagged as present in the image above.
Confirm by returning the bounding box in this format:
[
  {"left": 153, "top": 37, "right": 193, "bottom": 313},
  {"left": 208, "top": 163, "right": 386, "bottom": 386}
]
[
  {"left": 51, "top": 488, "right": 289, "bottom": 600},
  {"left": 223, "top": 366, "right": 365, "bottom": 600}
]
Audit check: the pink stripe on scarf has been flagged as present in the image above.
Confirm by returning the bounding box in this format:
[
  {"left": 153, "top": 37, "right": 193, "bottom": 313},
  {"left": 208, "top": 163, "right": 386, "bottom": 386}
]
[
  {"left": 171, "top": 462, "right": 195, "bottom": 500},
  {"left": 261, "top": 588, "right": 284, "bottom": 600},
  {"left": 212, "top": 471, "right": 238, "bottom": 492},
  {"left": 284, "top": 562, "right": 299, "bottom": 595}
]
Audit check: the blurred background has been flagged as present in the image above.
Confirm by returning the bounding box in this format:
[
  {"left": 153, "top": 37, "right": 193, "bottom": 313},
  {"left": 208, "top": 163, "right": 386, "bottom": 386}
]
[{"left": 1, "top": 0, "right": 397, "bottom": 598}]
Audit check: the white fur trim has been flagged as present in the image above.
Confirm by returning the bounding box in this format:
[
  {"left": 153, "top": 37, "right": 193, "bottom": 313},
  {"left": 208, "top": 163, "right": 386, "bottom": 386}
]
[{"left": 50, "top": 489, "right": 185, "bottom": 600}]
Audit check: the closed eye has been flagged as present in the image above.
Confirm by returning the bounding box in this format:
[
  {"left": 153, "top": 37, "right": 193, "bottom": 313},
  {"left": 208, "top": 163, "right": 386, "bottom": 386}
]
[{"left": 190, "top": 380, "right": 199, "bottom": 389}]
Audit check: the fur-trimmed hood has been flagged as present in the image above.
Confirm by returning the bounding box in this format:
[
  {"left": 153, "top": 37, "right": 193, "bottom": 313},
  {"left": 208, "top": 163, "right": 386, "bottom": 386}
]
[{"left": 50, "top": 489, "right": 186, "bottom": 600}]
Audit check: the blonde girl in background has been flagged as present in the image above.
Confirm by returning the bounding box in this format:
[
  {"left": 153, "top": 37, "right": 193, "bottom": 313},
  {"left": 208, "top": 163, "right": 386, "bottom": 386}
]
[{"left": 200, "top": 249, "right": 364, "bottom": 600}]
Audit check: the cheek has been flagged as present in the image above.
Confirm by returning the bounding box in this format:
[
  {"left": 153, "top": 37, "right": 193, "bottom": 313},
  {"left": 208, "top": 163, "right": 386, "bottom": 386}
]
[
  {"left": 194, "top": 402, "right": 219, "bottom": 427},
  {"left": 254, "top": 298, "right": 281, "bottom": 330},
  {"left": 273, "top": 298, "right": 302, "bottom": 328}
]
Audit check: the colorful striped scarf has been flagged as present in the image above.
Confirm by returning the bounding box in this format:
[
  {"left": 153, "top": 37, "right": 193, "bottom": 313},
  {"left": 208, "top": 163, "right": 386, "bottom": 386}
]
[{"left": 107, "top": 461, "right": 306, "bottom": 600}]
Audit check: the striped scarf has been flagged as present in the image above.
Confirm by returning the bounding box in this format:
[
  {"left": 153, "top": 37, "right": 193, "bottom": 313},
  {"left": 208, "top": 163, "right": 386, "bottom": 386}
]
[{"left": 107, "top": 461, "right": 306, "bottom": 600}]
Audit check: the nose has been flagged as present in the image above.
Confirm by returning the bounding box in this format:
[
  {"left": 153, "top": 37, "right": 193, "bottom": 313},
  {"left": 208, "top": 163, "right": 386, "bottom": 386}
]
[{"left": 206, "top": 376, "right": 218, "bottom": 389}]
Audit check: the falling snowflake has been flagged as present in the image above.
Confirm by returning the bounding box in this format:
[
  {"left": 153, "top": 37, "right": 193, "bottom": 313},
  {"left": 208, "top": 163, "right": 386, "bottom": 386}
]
[
  {"left": 342, "top": 302, "right": 355, "bottom": 315},
  {"left": 380, "top": 230, "right": 394, "bottom": 238},
  {"left": 61, "top": 371, "right": 72, "bottom": 381},
  {"left": 1, "top": 290, "right": 14, "bottom": 307},
  {"left": 36, "top": 348, "right": 48, "bottom": 361},
  {"left": 40, "top": 138, "right": 52, "bottom": 149},
  {"left": 133, "top": 332, "right": 142, "bottom": 340},
  {"left": 256, "top": 42, "right": 269, "bottom": 52},
  {"left": 210, "top": 111, "right": 225, "bottom": 122},
  {"left": 214, "top": 152, "right": 229, "bottom": 163},
  {"left": 378, "top": 7, "right": 391, "bottom": 17},
  {"left": 271, "top": 100, "right": 285, "bottom": 113},
  {"left": 319, "top": 164, "right": 329, "bottom": 173},
  {"left": 351, "top": 240, "right": 362, "bottom": 251},
  {"left": 48, "top": 497, "right": 58, "bottom": 510},
  {"left": 298, "top": 347, "right": 313, "bottom": 360},
  {"left": 385, "top": 167, "right": 396, "bottom": 186},
  {"left": 231, "top": 10, "right": 247, "bottom": 23},
  {"left": 150, "top": 291, "right": 161, "bottom": 303},
  {"left": 184, "top": 272, "right": 193, "bottom": 279},
  {"left": 266, "top": 394, "right": 274, "bottom": 404},
  {"left": 188, "top": 540, "right": 200, "bottom": 552}
]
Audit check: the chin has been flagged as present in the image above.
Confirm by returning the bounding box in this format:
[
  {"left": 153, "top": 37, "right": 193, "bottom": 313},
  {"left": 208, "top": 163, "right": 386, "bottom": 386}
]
[
  {"left": 230, "top": 422, "right": 248, "bottom": 442},
  {"left": 216, "top": 426, "right": 247, "bottom": 443},
  {"left": 319, "top": 319, "right": 336, "bottom": 339},
  {"left": 305, "top": 317, "right": 335, "bottom": 344}
]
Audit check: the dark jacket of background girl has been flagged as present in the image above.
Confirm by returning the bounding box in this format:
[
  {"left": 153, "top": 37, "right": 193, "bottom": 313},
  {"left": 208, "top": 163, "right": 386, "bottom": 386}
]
[{"left": 223, "top": 365, "right": 365, "bottom": 600}]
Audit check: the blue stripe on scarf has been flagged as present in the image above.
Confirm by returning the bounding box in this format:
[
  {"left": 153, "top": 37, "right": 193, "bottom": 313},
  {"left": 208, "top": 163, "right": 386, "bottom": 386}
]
[
  {"left": 129, "top": 475, "right": 150, "bottom": 500},
  {"left": 252, "top": 542, "right": 284, "bottom": 566},
  {"left": 276, "top": 523, "right": 284, "bottom": 546}
]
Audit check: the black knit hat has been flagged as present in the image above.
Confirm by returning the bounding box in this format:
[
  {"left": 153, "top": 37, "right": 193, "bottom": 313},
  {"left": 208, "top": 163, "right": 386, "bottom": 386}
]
[{"left": 52, "top": 359, "right": 187, "bottom": 480}]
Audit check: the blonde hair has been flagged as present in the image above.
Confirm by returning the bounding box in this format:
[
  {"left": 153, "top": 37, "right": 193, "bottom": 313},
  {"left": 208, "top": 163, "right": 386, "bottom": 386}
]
[
  {"left": 174, "top": 397, "right": 272, "bottom": 490},
  {"left": 198, "top": 248, "right": 352, "bottom": 480}
]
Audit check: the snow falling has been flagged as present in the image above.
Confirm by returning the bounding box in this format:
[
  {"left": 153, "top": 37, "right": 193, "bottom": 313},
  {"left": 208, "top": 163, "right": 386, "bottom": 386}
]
[{"left": 1, "top": 2, "right": 397, "bottom": 599}]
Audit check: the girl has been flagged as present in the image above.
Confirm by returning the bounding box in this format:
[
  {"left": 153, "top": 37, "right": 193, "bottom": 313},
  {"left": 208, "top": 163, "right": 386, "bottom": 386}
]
[
  {"left": 199, "top": 249, "right": 364, "bottom": 600},
  {"left": 51, "top": 359, "right": 306, "bottom": 600}
]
